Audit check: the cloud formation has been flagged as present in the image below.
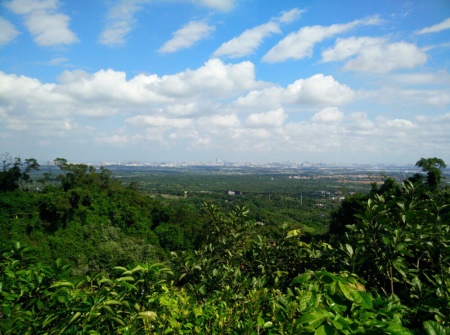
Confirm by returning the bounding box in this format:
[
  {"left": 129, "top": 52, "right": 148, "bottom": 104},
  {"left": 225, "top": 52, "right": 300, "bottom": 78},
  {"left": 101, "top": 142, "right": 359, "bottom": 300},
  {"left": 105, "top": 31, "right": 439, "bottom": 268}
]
[
  {"left": 322, "top": 37, "right": 427, "bottom": 73},
  {"left": 0, "top": 17, "right": 19, "bottom": 45},
  {"left": 417, "top": 17, "right": 450, "bottom": 34},
  {"left": 262, "top": 16, "right": 380, "bottom": 63},
  {"left": 99, "top": 0, "right": 234, "bottom": 46},
  {"left": 189, "top": 0, "right": 235, "bottom": 11},
  {"left": 98, "top": 0, "right": 148, "bottom": 46},
  {"left": 159, "top": 21, "right": 215, "bottom": 53},
  {"left": 5, "top": 0, "right": 78, "bottom": 46},
  {"left": 213, "top": 8, "right": 302, "bottom": 59},
  {"left": 0, "top": 57, "right": 448, "bottom": 163},
  {"left": 213, "top": 22, "right": 281, "bottom": 58}
]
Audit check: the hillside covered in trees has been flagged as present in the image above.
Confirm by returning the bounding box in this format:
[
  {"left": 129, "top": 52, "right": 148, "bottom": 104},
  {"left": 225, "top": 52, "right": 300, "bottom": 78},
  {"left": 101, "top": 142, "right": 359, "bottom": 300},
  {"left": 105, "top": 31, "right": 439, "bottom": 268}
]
[{"left": 0, "top": 155, "right": 449, "bottom": 334}]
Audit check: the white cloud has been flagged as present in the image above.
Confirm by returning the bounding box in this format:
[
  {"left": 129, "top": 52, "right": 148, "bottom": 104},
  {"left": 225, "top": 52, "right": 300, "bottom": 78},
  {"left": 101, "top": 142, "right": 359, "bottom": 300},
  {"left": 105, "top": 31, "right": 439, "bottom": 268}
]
[
  {"left": 322, "top": 37, "right": 427, "bottom": 73},
  {"left": 198, "top": 113, "right": 240, "bottom": 128},
  {"left": 234, "top": 86, "right": 283, "bottom": 111},
  {"left": 234, "top": 74, "right": 354, "bottom": 111},
  {"left": 213, "top": 8, "right": 302, "bottom": 59},
  {"left": 213, "top": 22, "right": 281, "bottom": 58},
  {"left": 159, "top": 21, "right": 215, "bottom": 53},
  {"left": 347, "top": 112, "right": 377, "bottom": 135},
  {"left": 25, "top": 11, "right": 78, "bottom": 46},
  {"left": 127, "top": 115, "right": 192, "bottom": 128},
  {"left": 153, "top": 59, "right": 264, "bottom": 99},
  {"left": 95, "top": 132, "right": 144, "bottom": 146},
  {"left": 55, "top": 59, "right": 262, "bottom": 106},
  {"left": 246, "top": 108, "right": 287, "bottom": 127},
  {"left": 388, "top": 71, "right": 450, "bottom": 86},
  {"left": 284, "top": 74, "right": 355, "bottom": 105},
  {"left": 322, "top": 37, "right": 385, "bottom": 62},
  {"left": 0, "top": 17, "right": 20, "bottom": 45},
  {"left": 311, "top": 107, "right": 343, "bottom": 123},
  {"left": 189, "top": 0, "right": 234, "bottom": 11},
  {"left": 1, "top": 56, "right": 448, "bottom": 163},
  {"left": 277, "top": 8, "right": 304, "bottom": 24},
  {"left": 48, "top": 57, "right": 69, "bottom": 66},
  {"left": 262, "top": 16, "right": 381, "bottom": 63},
  {"left": 5, "top": 0, "right": 58, "bottom": 14},
  {"left": 6, "top": 0, "right": 78, "bottom": 46},
  {"left": 98, "top": 0, "right": 148, "bottom": 46},
  {"left": 417, "top": 17, "right": 450, "bottom": 34},
  {"left": 99, "top": 0, "right": 233, "bottom": 46}
]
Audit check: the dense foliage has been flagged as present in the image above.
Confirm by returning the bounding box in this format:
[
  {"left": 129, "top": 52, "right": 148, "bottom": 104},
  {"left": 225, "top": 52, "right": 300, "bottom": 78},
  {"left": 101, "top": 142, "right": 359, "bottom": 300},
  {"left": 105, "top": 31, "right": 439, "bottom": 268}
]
[{"left": 0, "top": 156, "right": 449, "bottom": 334}]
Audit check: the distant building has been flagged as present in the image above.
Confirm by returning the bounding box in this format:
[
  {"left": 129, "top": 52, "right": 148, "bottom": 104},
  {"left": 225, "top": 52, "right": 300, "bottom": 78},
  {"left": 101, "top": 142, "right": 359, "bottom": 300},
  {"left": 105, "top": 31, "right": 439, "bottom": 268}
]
[{"left": 226, "top": 190, "right": 243, "bottom": 196}]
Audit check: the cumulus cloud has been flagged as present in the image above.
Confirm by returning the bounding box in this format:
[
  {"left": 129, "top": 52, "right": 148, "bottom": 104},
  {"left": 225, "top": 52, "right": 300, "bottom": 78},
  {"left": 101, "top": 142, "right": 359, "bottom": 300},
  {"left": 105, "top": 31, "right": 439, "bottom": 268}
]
[
  {"left": 127, "top": 115, "right": 192, "bottom": 128},
  {"left": 234, "top": 86, "right": 283, "bottom": 111},
  {"left": 213, "top": 8, "right": 302, "bottom": 59},
  {"left": 311, "top": 107, "right": 343, "bottom": 123},
  {"left": 152, "top": 59, "right": 264, "bottom": 99},
  {"left": 246, "top": 108, "right": 287, "bottom": 127},
  {"left": 322, "top": 37, "right": 427, "bottom": 73},
  {"left": 234, "top": 74, "right": 354, "bottom": 112},
  {"left": 0, "top": 17, "right": 20, "bottom": 46},
  {"left": 54, "top": 59, "right": 263, "bottom": 106},
  {"left": 1, "top": 57, "right": 448, "bottom": 163},
  {"left": 284, "top": 74, "right": 355, "bottom": 105},
  {"left": 417, "top": 17, "right": 450, "bottom": 34},
  {"left": 198, "top": 113, "right": 240, "bottom": 128},
  {"left": 5, "top": 0, "right": 78, "bottom": 46},
  {"left": 159, "top": 21, "right": 215, "bottom": 53},
  {"left": 262, "top": 16, "right": 380, "bottom": 63}
]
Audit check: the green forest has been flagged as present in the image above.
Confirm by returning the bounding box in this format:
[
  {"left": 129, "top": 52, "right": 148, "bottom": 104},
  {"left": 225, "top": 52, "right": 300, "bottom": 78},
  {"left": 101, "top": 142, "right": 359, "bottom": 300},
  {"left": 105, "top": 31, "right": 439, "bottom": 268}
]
[{"left": 0, "top": 155, "right": 449, "bottom": 334}]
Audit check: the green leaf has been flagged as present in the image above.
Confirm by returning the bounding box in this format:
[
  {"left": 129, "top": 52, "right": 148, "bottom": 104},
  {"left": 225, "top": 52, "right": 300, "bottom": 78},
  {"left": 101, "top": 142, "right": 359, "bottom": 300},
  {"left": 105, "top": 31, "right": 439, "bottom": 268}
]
[
  {"left": 292, "top": 272, "right": 312, "bottom": 285},
  {"left": 105, "top": 300, "right": 122, "bottom": 305},
  {"left": 338, "top": 281, "right": 356, "bottom": 302},
  {"left": 101, "top": 305, "right": 115, "bottom": 315},
  {"left": 357, "top": 291, "right": 373, "bottom": 309},
  {"left": 385, "top": 322, "right": 413, "bottom": 335},
  {"left": 315, "top": 324, "right": 336, "bottom": 335},
  {"left": 138, "top": 311, "right": 157, "bottom": 321},
  {"left": 116, "top": 276, "right": 135, "bottom": 282},
  {"left": 263, "top": 321, "right": 273, "bottom": 329},
  {"left": 257, "top": 316, "right": 264, "bottom": 327},
  {"left": 345, "top": 244, "right": 353, "bottom": 256},
  {"left": 69, "top": 311, "right": 82, "bottom": 324},
  {"left": 50, "top": 281, "right": 74, "bottom": 288},
  {"left": 36, "top": 299, "right": 44, "bottom": 310},
  {"left": 43, "top": 314, "right": 59, "bottom": 327},
  {"left": 423, "top": 321, "right": 447, "bottom": 335},
  {"left": 299, "top": 312, "right": 326, "bottom": 328},
  {"left": 108, "top": 316, "right": 126, "bottom": 326}
]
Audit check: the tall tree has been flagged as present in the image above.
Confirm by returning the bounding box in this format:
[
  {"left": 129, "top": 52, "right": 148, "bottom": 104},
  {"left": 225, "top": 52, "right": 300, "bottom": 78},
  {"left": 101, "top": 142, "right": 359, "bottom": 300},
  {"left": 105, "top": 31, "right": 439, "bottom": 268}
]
[
  {"left": 0, "top": 154, "right": 40, "bottom": 192},
  {"left": 415, "top": 157, "right": 447, "bottom": 189}
]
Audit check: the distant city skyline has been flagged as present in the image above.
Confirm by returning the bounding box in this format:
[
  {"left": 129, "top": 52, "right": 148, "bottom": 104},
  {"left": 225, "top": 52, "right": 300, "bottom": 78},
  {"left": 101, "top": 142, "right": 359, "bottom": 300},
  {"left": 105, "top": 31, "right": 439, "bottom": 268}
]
[{"left": 1, "top": 0, "right": 449, "bottom": 165}]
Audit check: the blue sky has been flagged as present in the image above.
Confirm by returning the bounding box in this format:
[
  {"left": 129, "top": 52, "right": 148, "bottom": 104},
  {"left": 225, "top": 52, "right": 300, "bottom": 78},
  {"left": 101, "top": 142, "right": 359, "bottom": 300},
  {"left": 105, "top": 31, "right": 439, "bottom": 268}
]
[{"left": 1, "top": 0, "right": 449, "bottom": 165}]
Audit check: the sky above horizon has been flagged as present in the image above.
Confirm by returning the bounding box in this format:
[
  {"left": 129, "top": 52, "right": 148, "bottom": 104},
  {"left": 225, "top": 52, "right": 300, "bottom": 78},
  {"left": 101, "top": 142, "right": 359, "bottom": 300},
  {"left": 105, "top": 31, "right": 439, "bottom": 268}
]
[{"left": 1, "top": 0, "right": 449, "bottom": 165}]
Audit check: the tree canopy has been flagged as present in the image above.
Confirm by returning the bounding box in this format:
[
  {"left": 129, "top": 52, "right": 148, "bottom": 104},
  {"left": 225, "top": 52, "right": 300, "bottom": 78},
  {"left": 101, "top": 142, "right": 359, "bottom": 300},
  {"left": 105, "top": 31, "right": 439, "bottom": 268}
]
[{"left": 416, "top": 157, "right": 447, "bottom": 189}]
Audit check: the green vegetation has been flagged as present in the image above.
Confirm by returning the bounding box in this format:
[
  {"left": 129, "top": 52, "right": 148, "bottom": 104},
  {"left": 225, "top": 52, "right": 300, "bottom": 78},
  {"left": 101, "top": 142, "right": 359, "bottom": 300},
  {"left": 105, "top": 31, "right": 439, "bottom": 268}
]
[{"left": 1, "top": 156, "right": 449, "bottom": 334}]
